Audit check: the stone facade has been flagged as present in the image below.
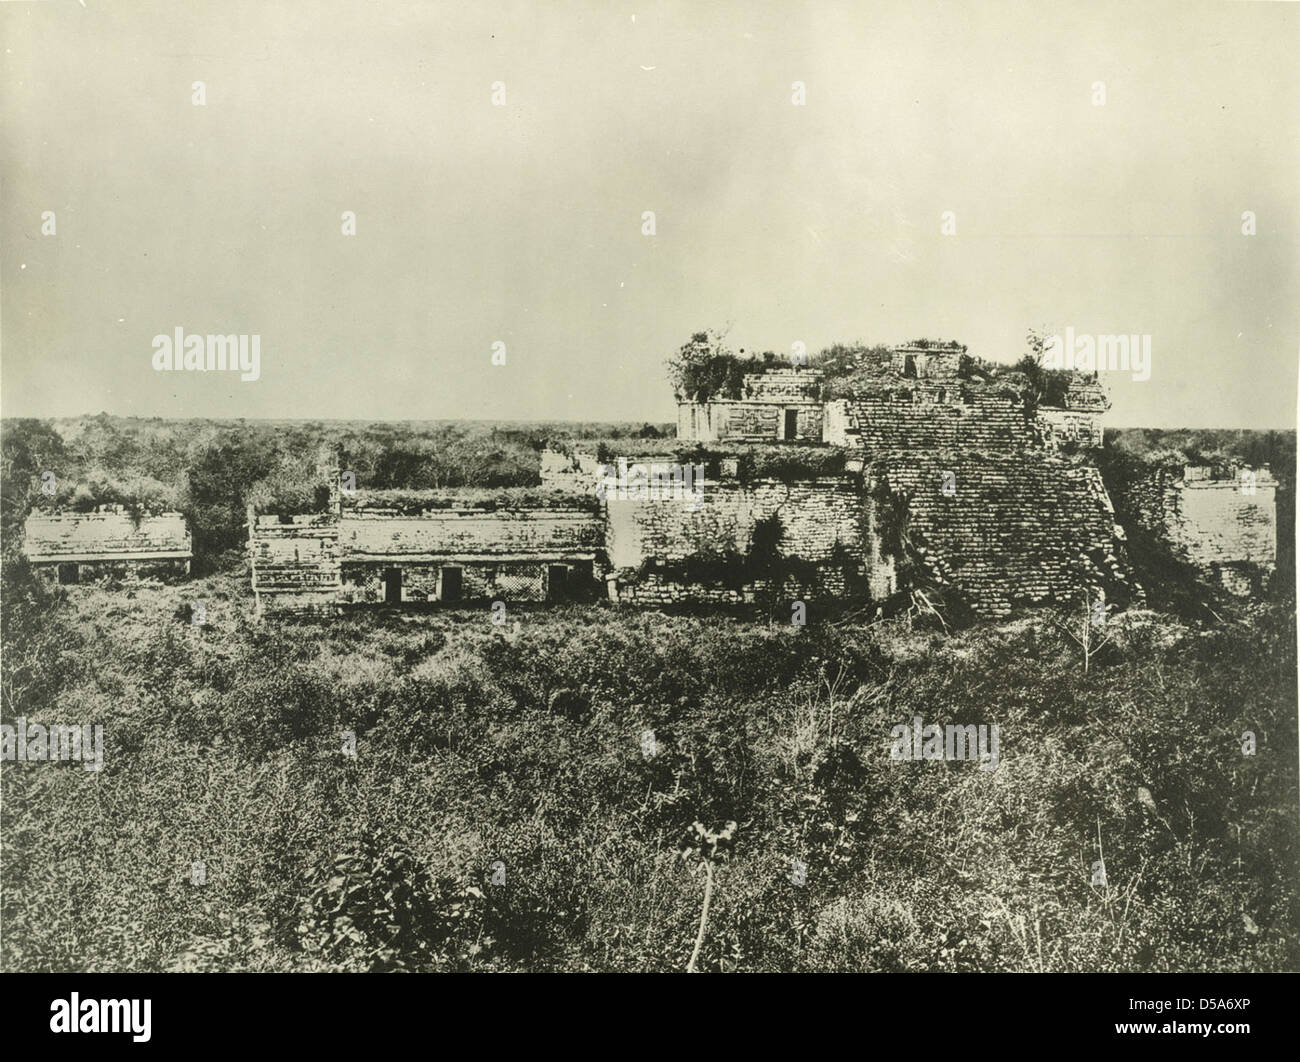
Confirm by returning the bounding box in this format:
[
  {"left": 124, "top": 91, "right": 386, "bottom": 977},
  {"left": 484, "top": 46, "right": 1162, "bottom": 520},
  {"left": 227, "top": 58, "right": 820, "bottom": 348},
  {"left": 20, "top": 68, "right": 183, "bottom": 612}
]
[
  {"left": 338, "top": 506, "right": 602, "bottom": 606},
  {"left": 248, "top": 513, "right": 343, "bottom": 615},
  {"left": 677, "top": 368, "right": 825, "bottom": 442},
  {"left": 248, "top": 495, "right": 603, "bottom": 616},
  {"left": 23, "top": 508, "right": 192, "bottom": 583},
  {"left": 603, "top": 476, "right": 866, "bottom": 605},
  {"left": 1119, "top": 465, "right": 1277, "bottom": 595}
]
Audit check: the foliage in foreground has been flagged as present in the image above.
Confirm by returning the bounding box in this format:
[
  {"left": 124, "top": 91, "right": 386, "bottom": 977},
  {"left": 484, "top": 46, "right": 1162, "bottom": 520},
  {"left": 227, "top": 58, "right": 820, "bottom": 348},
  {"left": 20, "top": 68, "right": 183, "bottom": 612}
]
[{"left": 2, "top": 558, "right": 1295, "bottom": 973}]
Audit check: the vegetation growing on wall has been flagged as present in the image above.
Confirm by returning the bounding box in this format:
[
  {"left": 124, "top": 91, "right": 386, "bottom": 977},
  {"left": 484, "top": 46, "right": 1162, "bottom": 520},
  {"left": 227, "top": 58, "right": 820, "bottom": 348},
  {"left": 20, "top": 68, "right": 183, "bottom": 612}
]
[
  {"left": 571, "top": 440, "right": 849, "bottom": 483},
  {"left": 343, "top": 486, "right": 596, "bottom": 514},
  {"left": 664, "top": 329, "right": 789, "bottom": 401}
]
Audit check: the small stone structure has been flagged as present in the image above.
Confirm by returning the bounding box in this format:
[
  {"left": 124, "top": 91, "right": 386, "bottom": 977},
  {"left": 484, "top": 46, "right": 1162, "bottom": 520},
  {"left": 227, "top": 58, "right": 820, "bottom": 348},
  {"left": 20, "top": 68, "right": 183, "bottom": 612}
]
[
  {"left": 22, "top": 507, "right": 192, "bottom": 583},
  {"left": 1119, "top": 464, "right": 1277, "bottom": 595},
  {"left": 677, "top": 368, "right": 825, "bottom": 442}
]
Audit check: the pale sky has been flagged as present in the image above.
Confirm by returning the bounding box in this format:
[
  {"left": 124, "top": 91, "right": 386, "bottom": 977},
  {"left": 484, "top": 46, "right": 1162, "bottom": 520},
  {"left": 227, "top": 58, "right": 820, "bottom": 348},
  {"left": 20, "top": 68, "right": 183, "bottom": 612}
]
[{"left": 2, "top": 0, "right": 1297, "bottom": 428}]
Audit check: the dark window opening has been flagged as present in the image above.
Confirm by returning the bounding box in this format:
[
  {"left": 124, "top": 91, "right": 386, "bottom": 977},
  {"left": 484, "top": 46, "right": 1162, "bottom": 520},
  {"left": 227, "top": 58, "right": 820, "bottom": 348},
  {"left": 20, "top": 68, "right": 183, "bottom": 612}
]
[
  {"left": 383, "top": 567, "right": 402, "bottom": 604},
  {"left": 783, "top": 408, "right": 799, "bottom": 440},
  {"left": 904, "top": 355, "right": 917, "bottom": 378},
  {"left": 57, "top": 563, "right": 79, "bottom": 585},
  {"left": 440, "top": 566, "right": 463, "bottom": 602}
]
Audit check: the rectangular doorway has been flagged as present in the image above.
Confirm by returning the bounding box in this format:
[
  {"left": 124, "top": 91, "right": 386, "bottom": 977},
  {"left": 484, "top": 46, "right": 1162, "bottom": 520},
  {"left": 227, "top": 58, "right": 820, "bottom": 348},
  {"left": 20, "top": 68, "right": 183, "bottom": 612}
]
[
  {"left": 783, "top": 408, "right": 799, "bottom": 440},
  {"left": 383, "top": 567, "right": 402, "bottom": 604},
  {"left": 57, "top": 562, "right": 79, "bottom": 585},
  {"left": 439, "top": 566, "right": 463, "bottom": 602},
  {"left": 547, "top": 564, "right": 569, "bottom": 601}
]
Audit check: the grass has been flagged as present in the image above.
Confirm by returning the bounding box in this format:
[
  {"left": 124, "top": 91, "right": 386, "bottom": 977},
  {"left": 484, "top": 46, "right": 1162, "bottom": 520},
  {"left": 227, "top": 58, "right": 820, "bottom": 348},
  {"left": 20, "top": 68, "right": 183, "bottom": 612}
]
[{"left": 1, "top": 563, "right": 1296, "bottom": 972}]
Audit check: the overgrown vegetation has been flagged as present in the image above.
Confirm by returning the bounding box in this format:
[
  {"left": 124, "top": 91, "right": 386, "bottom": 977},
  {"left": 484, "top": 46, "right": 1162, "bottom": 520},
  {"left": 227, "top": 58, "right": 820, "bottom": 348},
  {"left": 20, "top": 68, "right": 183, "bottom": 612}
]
[
  {"left": 570, "top": 440, "right": 849, "bottom": 484},
  {"left": 2, "top": 559, "right": 1293, "bottom": 972}
]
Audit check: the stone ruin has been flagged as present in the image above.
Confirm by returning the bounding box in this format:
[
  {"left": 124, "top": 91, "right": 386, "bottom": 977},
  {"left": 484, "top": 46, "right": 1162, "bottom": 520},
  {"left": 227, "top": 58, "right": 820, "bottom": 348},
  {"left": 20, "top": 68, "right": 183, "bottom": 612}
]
[
  {"left": 1116, "top": 462, "right": 1277, "bottom": 596},
  {"left": 247, "top": 477, "right": 603, "bottom": 618},
  {"left": 22, "top": 342, "right": 1279, "bottom": 617},
  {"left": 242, "top": 341, "right": 1138, "bottom": 618},
  {"left": 22, "top": 506, "right": 192, "bottom": 584}
]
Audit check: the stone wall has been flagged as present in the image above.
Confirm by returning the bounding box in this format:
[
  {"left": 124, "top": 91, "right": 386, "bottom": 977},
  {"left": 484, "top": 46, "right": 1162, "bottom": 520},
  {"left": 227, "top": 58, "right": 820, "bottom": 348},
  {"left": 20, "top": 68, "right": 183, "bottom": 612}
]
[
  {"left": 23, "top": 509, "right": 192, "bottom": 582},
  {"left": 1038, "top": 407, "right": 1104, "bottom": 449},
  {"left": 339, "top": 560, "right": 588, "bottom": 604},
  {"left": 839, "top": 384, "right": 1047, "bottom": 453},
  {"left": 740, "top": 369, "right": 822, "bottom": 400},
  {"left": 605, "top": 476, "right": 866, "bottom": 605},
  {"left": 248, "top": 514, "right": 342, "bottom": 616},
  {"left": 1119, "top": 467, "right": 1277, "bottom": 594},
  {"left": 866, "top": 452, "right": 1134, "bottom": 618},
  {"left": 677, "top": 400, "right": 823, "bottom": 442},
  {"left": 340, "top": 508, "right": 602, "bottom": 559},
  {"left": 889, "top": 347, "right": 962, "bottom": 379}
]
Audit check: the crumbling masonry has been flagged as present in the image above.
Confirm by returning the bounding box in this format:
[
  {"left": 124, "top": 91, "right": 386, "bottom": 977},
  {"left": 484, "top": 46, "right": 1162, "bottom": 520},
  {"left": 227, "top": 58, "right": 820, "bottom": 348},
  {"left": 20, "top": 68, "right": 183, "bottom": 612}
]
[{"left": 29, "top": 343, "right": 1268, "bottom": 618}]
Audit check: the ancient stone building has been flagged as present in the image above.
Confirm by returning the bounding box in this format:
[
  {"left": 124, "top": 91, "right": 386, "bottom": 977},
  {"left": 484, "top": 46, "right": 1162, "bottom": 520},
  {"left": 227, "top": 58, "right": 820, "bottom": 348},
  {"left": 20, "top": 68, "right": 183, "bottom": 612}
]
[
  {"left": 593, "top": 343, "right": 1130, "bottom": 616},
  {"left": 248, "top": 483, "right": 603, "bottom": 617},
  {"left": 677, "top": 368, "right": 825, "bottom": 442},
  {"left": 244, "top": 339, "right": 1275, "bottom": 621},
  {"left": 1118, "top": 464, "right": 1277, "bottom": 595},
  {"left": 22, "top": 507, "right": 192, "bottom": 583}
]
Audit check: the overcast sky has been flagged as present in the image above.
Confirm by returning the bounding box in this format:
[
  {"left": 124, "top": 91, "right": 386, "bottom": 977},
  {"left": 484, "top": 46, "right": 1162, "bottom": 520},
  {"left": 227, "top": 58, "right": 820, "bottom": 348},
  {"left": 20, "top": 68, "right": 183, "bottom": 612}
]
[{"left": 1, "top": 0, "right": 1296, "bottom": 428}]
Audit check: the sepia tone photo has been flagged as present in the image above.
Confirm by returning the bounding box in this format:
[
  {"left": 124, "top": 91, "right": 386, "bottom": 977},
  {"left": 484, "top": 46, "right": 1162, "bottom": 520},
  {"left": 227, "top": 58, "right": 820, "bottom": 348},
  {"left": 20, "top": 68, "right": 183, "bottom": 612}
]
[{"left": 1, "top": 0, "right": 1296, "bottom": 997}]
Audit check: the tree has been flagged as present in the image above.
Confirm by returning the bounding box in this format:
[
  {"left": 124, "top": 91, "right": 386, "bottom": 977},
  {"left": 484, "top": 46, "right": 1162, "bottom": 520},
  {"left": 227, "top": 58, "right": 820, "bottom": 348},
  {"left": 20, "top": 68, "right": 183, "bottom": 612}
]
[
  {"left": 1017, "top": 328, "right": 1074, "bottom": 408},
  {"left": 182, "top": 429, "right": 280, "bottom": 567},
  {"left": 664, "top": 328, "right": 742, "bottom": 401}
]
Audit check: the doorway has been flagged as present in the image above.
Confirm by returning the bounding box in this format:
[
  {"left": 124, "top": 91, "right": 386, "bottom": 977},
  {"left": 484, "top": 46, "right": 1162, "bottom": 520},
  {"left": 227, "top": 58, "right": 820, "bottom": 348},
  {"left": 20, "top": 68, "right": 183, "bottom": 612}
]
[
  {"left": 57, "top": 563, "right": 79, "bottom": 585},
  {"left": 439, "top": 566, "right": 463, "bottom": 602},
  {"left": 547, "top": 564, "right": 569, "bottom": 601},
  {"left": 783, "top": 408, "right": 799, "bottom": 440},
  {"left": 383, "top": 567, "right": 402, "bottom": 604}
]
